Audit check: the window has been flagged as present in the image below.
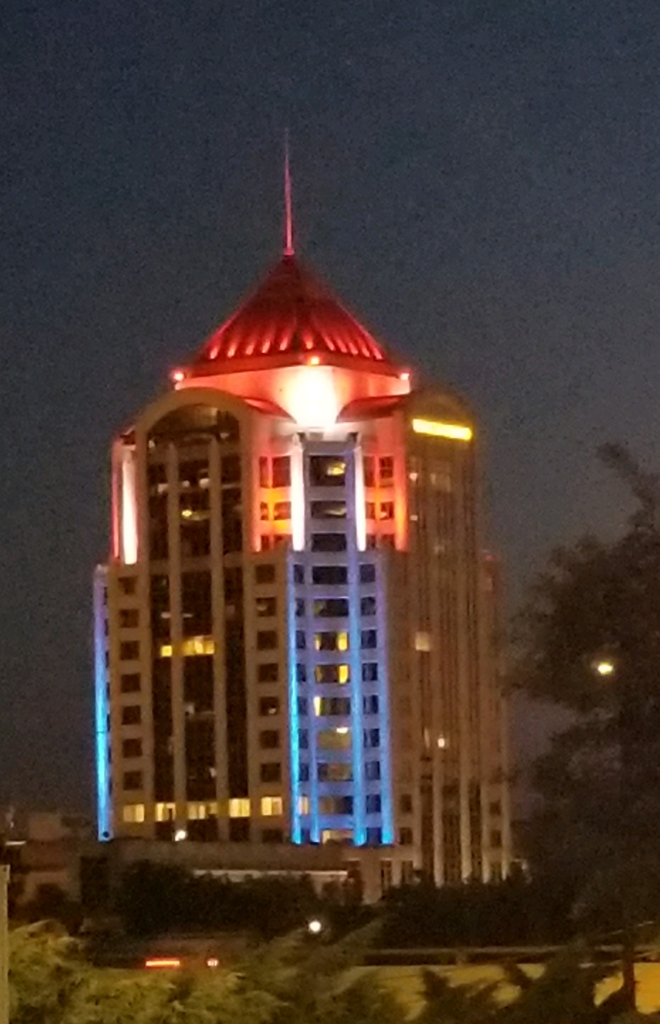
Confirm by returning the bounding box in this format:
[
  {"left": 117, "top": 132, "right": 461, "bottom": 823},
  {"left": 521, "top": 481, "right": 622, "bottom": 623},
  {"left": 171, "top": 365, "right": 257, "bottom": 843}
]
[
  {"left": 380, "top": 859, "right": 393, "bottom": 892},
  {"left": 360, "top": 596, "right": 376, "bottom": 617},
  {"left": 415, "top": 631, "right": 431, "bottom": 652},
  {"left": 367, "top": 827, "right": 382, "bottom": 845},
  {"left": 257, "top": 663, "right": 278, "bottom": 683},
  {"left": 119, "top": 609, "right": 139, "bottom": 629},
  {"left": 260, "top": 730, "right": 280, "bottom": 749},
  {"left": 120, "top": 641, "right": 139, "bottom": 661},
  {"left": 318, "top": 762, "right": 353, "bottom": 781},
  {"left": 319, "top": 796, "right": 353, "bottom": 815},
  {"left": 257, "top": 630, "right": 278, "bottom": 650},
  {"left": 361, "top": 630, "right": 377, "bottom": 649},
  {"left": 295, "top": 598, "right": 305, "bottom": 618},
  {"left": 295, "top": 630, "right": 306, "bottom": 650},
  {"left": 221, "top": 454, "right": 241, "bottom": 484},
  {"left": 119, "top": 577, "right": 137, "bottom": 595},
  {"left": 363, "top": 456, "right": 375, "bottom": 487},
  {"left": 297, "top": 697, "right": 308, "bottom": 715},
  {"left": 293, "top": 564, "right": 304, "bottom": 584},
  {"left": 272, "top": 456, "right": 291, "bottom": 487},
  {"left": 312, "top": 565, "right": 348, "bottom": 585},
  {"left": 379, "top": 456, "right": 394, "bottom": 483},
  {"left": 121, "top": 705, "right": 141, "bottom": 726},
  {"left": 296, "top": 664, "right": 307, "bottom": 683},
  {"left": 366, "top": 502, "right": 376, "bottom": 519},
  {"left": 259, "top": 696, "right": 280, "bottom": 716},
  {"left": 309, "top": 456, "right": 346, "bottom": 487},
  {"left": 365, "top": 760, "right": 381, "bottom": 781},
  {"left": 362, "top": 663, "right": 378, "bottom": 682},
  {"left": 122, "top": 804, "right": 145, "bottom": 824},
  {"left": 316, "top": 697, "right": 351, "bottom": 716},
  {"left": 261, "top": 763, "right": 282, "bottom": 783},
  {"left": 364, "top": 728, "right": 380, "bottom": 748},
  {"left": 400, "top": 793, "right": 413, "bottom": 814},
  {"left": 120, "top": 673, "right": 140, "bottom": 693},
  {"left": 228, "top": 798, "right": 250, "bottom": 817},
  {"left": 273, "top": 501, "right": 291, "bottom": 520},
  {"left": 299, "top": 762, "right": 310, "bottom": 781},
  {"left": 256, "top": 596, "right": 277, "bottom": 617},
  {"left": 491, "top": 829, "right": 502, "bottom": 848},
  {"left": 311, "top": 500, "right": 347, "bottom": 519},
  {"left": 359, "top": 564, "right": 376, "bottom": 584},
  {"left": 259, "top": 456, "right": 269, "bottom": 487},
  {"left": 315, "top": 631, "right": 349, "bottom": 652},
  {"left": 255, "top": 564, "right": 276, "bottom": 585},
  {"left": 122, "top": 739, "right": 142, "bottom": 759},
  {"left": 312, "top": 533, "right": 347, "bottom": 552},
  {"left": 298, "top": 795, "right": 310, "bottom": 814},
  {"left": 261, "top": 796, "right": 283, "bottom": 816},
  {"left": 363, "top": 695, "right": 379, "bottom": 714},
  {"left": 315, "top": 664, "right": 349, "bottom": 684},
  {"left": 366, "top": 794, "right": 381, "bottom": 814},
  {"left": 379, "top": 501, "right": 394, "bottom": 520},
  {"left": 490, "top": 800, "right": 502, "bottom": 816},
  {"left": 155, "top": 802, "right": 176, "bottom": 822},
  {"left": 261, "top": 536, "right": 271, "bottom": 551},
  {"left": 260, "top": 502, "right": 269, "bottom": 521},
  {"left": 399, "top": 827, "right": 414, "bottom": 846},
  {"left": 317, "top": 728, "right": 351, "bottom": 750},
  {"left": 314, "top": 598, "right": 349, "bottom": 618},
  {"left": 123, "top": 771, "right": 142, "bottom": 791},
  {"left": 181, "top": 571, "right": 212, "bottom": 636},
  {"left": 262, "top": 828, "right": 284, "bottom": 843}
]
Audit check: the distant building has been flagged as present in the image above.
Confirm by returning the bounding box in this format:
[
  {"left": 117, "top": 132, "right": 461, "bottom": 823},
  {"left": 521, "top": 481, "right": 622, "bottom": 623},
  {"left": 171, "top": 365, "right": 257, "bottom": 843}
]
[{"left": 94, "top": 232, "right": 511, "bottom": 885}]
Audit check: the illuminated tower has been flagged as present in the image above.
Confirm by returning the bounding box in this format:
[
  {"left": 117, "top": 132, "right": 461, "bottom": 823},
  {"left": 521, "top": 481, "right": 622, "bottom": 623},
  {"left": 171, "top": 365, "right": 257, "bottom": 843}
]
[{"left": 94, "top": 240, "right": 511, "bottom": 884}]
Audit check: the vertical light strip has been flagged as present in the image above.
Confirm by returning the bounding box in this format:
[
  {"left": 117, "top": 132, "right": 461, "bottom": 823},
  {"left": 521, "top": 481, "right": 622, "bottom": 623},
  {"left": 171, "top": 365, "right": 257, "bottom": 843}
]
[
  {"left": 375, "top": 555, "right": 394, "bottom": 843},
  {"left": 290, "top": 437, "right": 305, "bottom": 552},
  {"left": 287, "top": 555, "right": 302, "bottom": 843},
  {"left": 111, "top": 445, "right": 120, "bottom": 561},
  {"left": 121, "top": 448, "right": 138, "bottom": 564},
  {"left": 347, "top": 444, "right": 366, "bottom": 845},
  {"left": 93, "top": 566, "right": 111, "bottom": 840},
  {"left": 353, "top": 444, "right": 367, "bottom": 552}
]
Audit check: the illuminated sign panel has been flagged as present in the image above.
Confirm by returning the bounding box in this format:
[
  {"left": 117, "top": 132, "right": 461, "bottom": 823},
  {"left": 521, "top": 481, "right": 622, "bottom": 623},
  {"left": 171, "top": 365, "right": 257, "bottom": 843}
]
[{"left": 411, "top": 418, "right": 473, "bottom": 441}]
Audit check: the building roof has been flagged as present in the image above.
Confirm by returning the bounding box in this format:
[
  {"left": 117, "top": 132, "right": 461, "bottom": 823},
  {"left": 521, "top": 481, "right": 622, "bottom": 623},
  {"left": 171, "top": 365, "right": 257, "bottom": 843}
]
[{"left": 182, "top": 255, "right": 403, "bottom": 376}]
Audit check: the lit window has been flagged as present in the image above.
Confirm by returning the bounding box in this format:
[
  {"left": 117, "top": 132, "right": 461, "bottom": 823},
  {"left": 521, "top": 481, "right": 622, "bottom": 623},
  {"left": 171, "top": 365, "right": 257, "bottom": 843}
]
[
  {"left": 155, "top": 802, "right": 175, "bottom": 822},
  {"left": 379, "top": 502, "right": 394, "bottom": 520},
  {"left": 182, "top": 637, "right": 215, "bottom": 656},
  {"left": 122, "top": 804, "right": 145, "bottom": 824},
  {"left": 415, "top": 632, "right": 431, "bottom": 652},
  {"left": 273, "top": 501, "right": 292, "bottom": 521},
  {"left": 261, "top": 796, "right": 283, "bottom": 817},
  {"left": 187, "top": 802, "right": 218, "bottom": 820},
  {"left": 228, "top": 799, "right": 250, "bottom": 818},
  {"left": 314, "top": 632, "right": 349, "bottom": 652},
  {"left": 379, "top": 457, "right": 394, "bottom": 483},
  {"left": 298, "top": 795, "right": 310, "bottom": 814}
]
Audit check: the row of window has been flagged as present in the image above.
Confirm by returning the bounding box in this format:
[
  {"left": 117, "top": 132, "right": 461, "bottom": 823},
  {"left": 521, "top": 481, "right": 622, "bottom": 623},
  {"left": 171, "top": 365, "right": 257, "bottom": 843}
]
[{"left": 123, "top": 794, "right": 284, "bottom": 816}]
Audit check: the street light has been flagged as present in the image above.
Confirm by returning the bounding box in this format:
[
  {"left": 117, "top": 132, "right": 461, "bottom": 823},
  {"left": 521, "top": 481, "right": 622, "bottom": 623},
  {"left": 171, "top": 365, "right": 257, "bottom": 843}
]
[
  {"left": 307, "top": 918, "right": 323, "bottom": 935},
  {"left": 594, "top": 658, "right": 615, "bottom": 677}
]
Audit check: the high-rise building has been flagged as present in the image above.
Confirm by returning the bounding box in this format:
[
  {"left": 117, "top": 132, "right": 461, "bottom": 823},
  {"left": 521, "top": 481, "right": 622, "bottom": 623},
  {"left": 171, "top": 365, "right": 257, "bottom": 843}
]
[{"left": 94, "top": 240, "right": 511, "bottom": 884}]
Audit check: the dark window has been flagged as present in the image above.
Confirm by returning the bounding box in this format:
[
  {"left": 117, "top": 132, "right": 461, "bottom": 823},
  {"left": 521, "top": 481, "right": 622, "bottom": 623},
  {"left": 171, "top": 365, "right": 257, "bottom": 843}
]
[
  {"left": 119, "top": 577, "right": 137, "bottom": 595},
  {"left": 221, "top": 453, "right": 241, "bottom": 484},
  {"left": 366, "top": 827, "right": 382, "bottom": 844},
  {"left": 259, "top": 457, "right": 269, "bottom": 487},
  {"left": 259, "top": 696, "right": 280, "bottom": 716},
  {"left": 313, "top": 598, "right": 349, "bottom": 618},
  {"left": 365, "top": 760, "right": 381, "bottom": 781},
  {"left": 297, "top": 697, "right": 308, "bottom": 716},
  {"left": 261, "top": 536, "right": 271, "bottom": 551},
  {"left": 257, "top": 663, "right": 278, "bottom": 683},
  {"left": 119, "top": 609, "right": 139, "bottom": 629},
  {"left": 257, "top": 630, "right": 278, "bottom": 650},
  {"left": 293, "top": 564, "right": 304, "bottom": 584},
  {"left": 255, "top": 564, "right": 276, "bottom": 585},
  {"left": 122, "top": 739, "right": 142, "bottom": 759},
  {"left": 296, "top": 663, "right": 307, "bottom": 683},
  {"left": 379, "top": 456, "right": 394, "bottom": 483},
  {"left": 295, "top": 630, "right": 306, "bottom": 650},
  {"left": 491, "top": 830, "right": 502, "bottom": 848},
  {"left": 366, "top": 794, "right": 381, "bottom": 814},
  {"left": 318, "top": 762, "right": 353, "bottom": 782},
  {"left": 221, "top": 487, "right": 243, "bottom": 554},
  {"left": 359, "top": 564, "right": 376, "bottom": 584},
  {"left": 361, "top": 596, "right": 377, "bottom": 617},
  {"left": 260, "top": 730, "right": 280, "bottom": 750},
  {"left": 299, "top": 730, "right": 309, "bottom": 750},
  {"left": 183, "top": 655, "right": 214, "bottom": 713},
  {"left": 309, "top": 456, "right": 346, "bottom": 487},
  {"left": 490, "top": 800, "right": 502, "bottom": 816},
  {"left": 312, "top": 533, "right": 347, "bottom": 552},
  {"left": 256, "top": 596, "right": 277, "bottom": 617},
  {"left": 120, "top": 641, "right": 139, "bottom": 661},
  {"left": 362, "top": 663, "right": 378, "bottom": 682},
  {"left": 150, "top": 575, "right": 170, "bottom": 639},
  {"left": 400, "top": 793, "right": 413, "bottom": 814},
  {"left": 273, "top": 501, "right": 291, "bottom": 520},
  {"left": 120, "top": 673, "right": 140, "bottom": 693},
  {"left": 123, "top": 771, "right": 142, "bottom": 791},
  {"left": 312, "top": 565, "right": 348, "bottom": 585},
  {"left": 363, "top": 457, "right": 376, "bottom": 487},
  {"left": 181, "top": 571, "right": 212, "bottom": 636},
  {"left": 399, "top": 827, "right": 414, "bottom": 846},
  {"left": 366, "top": 502, "right": 376, "bottom": 519},
  {"left": 295, "top": 598, "right": 305, "bottom": 618},
  {"left": 272, "top": 456, "right": 291, "bottom": 487},
  {"left": 299, "top": 763, "right": 310, "bottom": 782},
  {"left": 319, "top": 795, "right": 353, "bottom": 815},
  {"left": 262, "top": 829, "right": 284, "bottom": 843},
  {"left": 379, "top": 501, "right": 394, "bottom": 520},
  {"left": 311, "top": 500, "right": 347, "bottom": 519},
  {"left": 121, "top": 705, "right": 141, "bottom": 726},
  {"left": 260, "top": 763, "right": 282, "bottom": 782},
  {"left": 363, "top": 695, "right": 379, "bottom": 714},
  {"left": 317, "top": 697, "right": 351, "bottom": 716},
  {"left": 260, "top": 502, "right": 269, "bottom": 521},
  {"left": 364, "top": 728, "right": 380, "bottom": 748},
  {"left": 361, "top": 630, "right": 377, "bottom": 649}
]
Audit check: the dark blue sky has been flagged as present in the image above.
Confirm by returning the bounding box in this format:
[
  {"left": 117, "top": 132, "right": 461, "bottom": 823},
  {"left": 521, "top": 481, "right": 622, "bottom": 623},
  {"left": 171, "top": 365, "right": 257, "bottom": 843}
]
[{"left": 1, "top": 0, "right": 659, "bottom": 811}]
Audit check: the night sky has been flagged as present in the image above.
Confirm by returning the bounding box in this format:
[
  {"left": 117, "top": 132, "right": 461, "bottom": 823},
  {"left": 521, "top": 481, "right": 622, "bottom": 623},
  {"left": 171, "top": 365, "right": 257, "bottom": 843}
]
[{"left": 2, "top": 0, "right": 659, "bottom": 814}]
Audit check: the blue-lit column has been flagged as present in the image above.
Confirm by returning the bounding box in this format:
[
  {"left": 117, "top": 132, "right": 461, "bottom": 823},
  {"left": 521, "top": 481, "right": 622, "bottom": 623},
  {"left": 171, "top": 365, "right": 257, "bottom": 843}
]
[
  {"left": 93, "top": 566, "right": 111, "bottom": 840},
  {"left": 374, "top": 551, "right": 394, "bottom": 843},
  {"left": 286, "top": 556, "right": 302, "bottom": 843},
  {"left": 346, "top": 443, "right": 366, "bottom": 845}
]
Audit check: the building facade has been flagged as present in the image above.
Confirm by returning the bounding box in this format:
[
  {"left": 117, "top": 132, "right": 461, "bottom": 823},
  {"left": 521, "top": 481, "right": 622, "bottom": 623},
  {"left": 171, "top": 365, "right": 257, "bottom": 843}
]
[{"left": 94, "top": 251, "right": 511, "bottom": 884}]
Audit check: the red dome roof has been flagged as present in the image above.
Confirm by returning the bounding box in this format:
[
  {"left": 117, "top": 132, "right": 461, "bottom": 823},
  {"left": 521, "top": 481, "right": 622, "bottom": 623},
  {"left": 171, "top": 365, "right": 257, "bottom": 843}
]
[{"left": 184, "top": 255, "right": 402, "bottom": 376}]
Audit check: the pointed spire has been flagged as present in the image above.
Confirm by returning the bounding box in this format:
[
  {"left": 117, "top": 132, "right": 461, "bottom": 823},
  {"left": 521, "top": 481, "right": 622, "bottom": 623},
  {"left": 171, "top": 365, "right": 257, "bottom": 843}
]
[{"left": 284, "top": 130, "right": 294, "bottom": 256}]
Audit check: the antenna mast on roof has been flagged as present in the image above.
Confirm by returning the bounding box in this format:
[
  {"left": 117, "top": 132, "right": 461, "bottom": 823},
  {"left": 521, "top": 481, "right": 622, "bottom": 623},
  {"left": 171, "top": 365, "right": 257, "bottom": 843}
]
[{"left": 284, "top": 130, "right": 294, "bottom": 256}]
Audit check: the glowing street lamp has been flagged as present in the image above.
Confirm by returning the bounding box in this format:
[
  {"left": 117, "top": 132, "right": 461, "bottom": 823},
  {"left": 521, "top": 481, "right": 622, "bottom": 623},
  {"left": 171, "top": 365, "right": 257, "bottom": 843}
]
[
  {"left": 594, "top": 658, "right": 616, "bottom": 677},
  {"left": 307, "top": 918, "right": 323, "bottom": 935}
]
